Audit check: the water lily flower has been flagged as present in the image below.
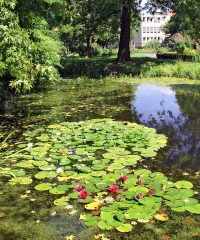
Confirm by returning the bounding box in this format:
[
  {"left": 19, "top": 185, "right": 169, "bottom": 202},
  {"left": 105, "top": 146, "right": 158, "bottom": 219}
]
[
  {"left": 137, "top": 179, "right": 144, "bottom": 185},
  {"left": 137, "top": 193, "right": 144, "bottom": 199},
  {"left": 56, "top": 167, "right": 64, "bottom": 174},
  {"left": 79, "top": 190, "right": 88, "bottom": 199},
  {"left": 120, "top": 175, "right": 127, "bottom": 182},
  {"left": 27, "top": 143, "right": 33, "bottom": 149},
  {"left": 75, "top": 185, "right": 83, "bottom": 191},
  {"left": 108, "top": 185, "right": 119, "bottom": 193}
]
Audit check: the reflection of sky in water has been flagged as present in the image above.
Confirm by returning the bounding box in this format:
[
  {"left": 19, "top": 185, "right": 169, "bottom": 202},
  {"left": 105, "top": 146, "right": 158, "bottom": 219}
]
[
  {"left": 131, "top": 84, "right": 199, "bottom": 169},
  {"left": 131, "top": 84, "right": 188, "bottom": 128}
]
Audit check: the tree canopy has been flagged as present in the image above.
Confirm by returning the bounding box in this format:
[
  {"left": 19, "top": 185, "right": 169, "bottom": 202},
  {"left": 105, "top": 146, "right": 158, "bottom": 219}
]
[{"left": 1, "top": 0, "right": 200, "bottom": 93}]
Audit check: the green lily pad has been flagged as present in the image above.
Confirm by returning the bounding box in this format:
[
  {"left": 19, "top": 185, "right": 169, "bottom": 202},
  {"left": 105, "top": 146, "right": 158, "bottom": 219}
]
[
  {"left": 175, "top": 181, "right": 193, "bottom": 189},
  {"left": 98, "top": 220, "right": 113, "bottom": 230},
  {"left": 49, "top": 185, "right": 69, "bottom": 194},
  {"left": 35, "top": 183, "right": 53, "bottom": 191},
  {"left": 116, "top": 223, "right": 133, "bottom": 233},
  {"left": 9, "top": 177, "right": 32, "bottom": 185},
  {"left": 54, "top": 196, "right": 69, "bottom": 206},
  {"left": 35, "top": 171, "right": 57, "bottom": 179}
]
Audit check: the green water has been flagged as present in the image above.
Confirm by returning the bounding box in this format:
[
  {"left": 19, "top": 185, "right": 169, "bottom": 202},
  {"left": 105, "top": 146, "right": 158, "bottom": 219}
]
[{"left": 0, "top": 78, "right": 200, "bottom": 240}]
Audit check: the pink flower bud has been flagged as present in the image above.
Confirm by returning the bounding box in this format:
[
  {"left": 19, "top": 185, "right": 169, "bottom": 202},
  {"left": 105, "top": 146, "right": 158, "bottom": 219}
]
[
  {"left": 137, "top": 193, "right": 144, "bottom": 199},
  {"left": 120, "top": 175, "right": 127, "bottom": 182},
  {"left": 75, "top": 185, "right": 83, "bottom": 191},
  {"left": 137, "top": 179, "right": 144, "bottom": 185},
  {"left": 79, "top": 190, "right": 88, "bottom": 199},
  {"left": 108, "top": 185, "right": 119, "bottom": 193}
]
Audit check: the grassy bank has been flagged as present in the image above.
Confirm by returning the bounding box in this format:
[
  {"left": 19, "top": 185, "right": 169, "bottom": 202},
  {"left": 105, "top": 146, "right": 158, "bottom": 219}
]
[{"left": 60, "top": 55, "right": 200, "bottom": 80}]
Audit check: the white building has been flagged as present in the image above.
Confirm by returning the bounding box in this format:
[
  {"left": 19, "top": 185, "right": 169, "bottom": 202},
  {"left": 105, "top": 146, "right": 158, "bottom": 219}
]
[{"left": 134, "top": 12, "right": 172, "bottom": 48}]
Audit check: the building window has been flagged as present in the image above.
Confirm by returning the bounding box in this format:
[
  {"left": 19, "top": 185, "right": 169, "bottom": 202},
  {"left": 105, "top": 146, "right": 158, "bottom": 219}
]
[
  {"left": 154, "top": 37, "right": 157, "bottom": 41},
  {"left": 143, "top": 17, "right": 145, "bottom": 22},
  {"left": 147, "top": 27, "right": 149, "bottom": 33},
  {"left": 143, "top": 37, "right": 146, "bottom": 41},
  {"left": 151, "top": 27, "right": 154, "bottom": 33},
  {"left": 143, "top": 27, "right": 146, "bottom": 33},
  {"left": 158, "top": 17, "right": 160, "bottom": 23},
  {"left": 154, "top": 17, "right": 157, "bottom": 22},
  {"left": 147, "top": 17, "right": 150, "bottom": 22}
]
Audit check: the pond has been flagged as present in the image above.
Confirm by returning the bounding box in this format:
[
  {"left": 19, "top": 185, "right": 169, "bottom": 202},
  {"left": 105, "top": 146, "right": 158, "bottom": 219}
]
[{"left": 0, "top": 78, "right": 200, "bottom": 240}]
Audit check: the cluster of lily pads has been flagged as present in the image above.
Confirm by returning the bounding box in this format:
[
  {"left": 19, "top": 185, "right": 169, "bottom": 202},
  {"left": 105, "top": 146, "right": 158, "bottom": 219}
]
[{"left": 1, "top": 119, "right": 200, "bottom": 233}]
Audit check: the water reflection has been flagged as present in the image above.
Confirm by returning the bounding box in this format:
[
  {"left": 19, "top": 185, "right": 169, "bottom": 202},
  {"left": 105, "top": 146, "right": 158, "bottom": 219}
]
[{"left": 131, "top": 84, "right": 200, "bottom": 170}]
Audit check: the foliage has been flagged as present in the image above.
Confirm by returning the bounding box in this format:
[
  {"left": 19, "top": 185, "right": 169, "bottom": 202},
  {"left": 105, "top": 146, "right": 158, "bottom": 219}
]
[
  {"left": 147, "top": 0, "right": 200, "bottom": 40},
  {"left": 1, "top": 119, "right": 200, "bottom": 234},
  {"left": 143, "top": 41, "right": 161, "bottom": 50},
  {"left": 61, "top": 55, "right": 200, "bottom": 80},
  {"left": 0, "top": 0, "right": 64, "bottom": 93}
]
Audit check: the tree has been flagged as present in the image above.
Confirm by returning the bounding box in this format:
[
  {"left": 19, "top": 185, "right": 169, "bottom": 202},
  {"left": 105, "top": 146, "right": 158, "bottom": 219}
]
[
  {"left": 65, "top": 0, "right": 121, "bottom": 57},
  {"left": 0, "top": 0, "right": 65, "bottom": 93},
  {"left": 117, "top": 0, "right": 141, "bottom": 63}
]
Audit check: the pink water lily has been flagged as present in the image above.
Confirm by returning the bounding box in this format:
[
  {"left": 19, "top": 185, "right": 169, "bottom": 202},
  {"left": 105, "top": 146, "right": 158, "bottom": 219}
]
[
  {"left": 75, "top": 185, "right": 83, "bottom": 191},
  {"left": 137, "top": 193, "right": 144, "bottom": 199},
  {"left": 79, "top": 190, "right": 88, "bottom": 199},
  {"left": 108, "top": 185, "right": 119, "bottom": 193},
  {"left": 137, "top": 179, "right": 144, "bottom": 185},
  {"left": 120, "top": 175, "right": 128, "bottom": 182}
]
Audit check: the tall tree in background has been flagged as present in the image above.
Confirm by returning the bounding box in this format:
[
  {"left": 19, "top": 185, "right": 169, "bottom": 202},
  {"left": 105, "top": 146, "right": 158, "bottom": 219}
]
[
  {"left": 117, "top": 0, "right": 132, "bottom": 62},
  {"left": 117, "top": 0, "right": 141, "bottom": 63},
  {"left": 67, "top": 0, "right": 121, "bottom": 57}
]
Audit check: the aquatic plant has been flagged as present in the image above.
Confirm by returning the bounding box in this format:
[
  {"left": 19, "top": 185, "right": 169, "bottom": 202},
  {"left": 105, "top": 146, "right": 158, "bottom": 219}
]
[{"left": 1, "top": 119, "right": 199, "bottom": 233}]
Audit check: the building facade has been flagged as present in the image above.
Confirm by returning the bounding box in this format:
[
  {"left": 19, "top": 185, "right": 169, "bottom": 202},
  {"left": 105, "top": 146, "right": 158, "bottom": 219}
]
[{"left": 134, "top": 12, "right": 171, "bottom": 48}]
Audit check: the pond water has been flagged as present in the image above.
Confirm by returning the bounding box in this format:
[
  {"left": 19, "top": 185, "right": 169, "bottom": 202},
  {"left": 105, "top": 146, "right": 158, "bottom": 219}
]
[{"left": 0, "top": 78, "right": 200, "bottom": 240}]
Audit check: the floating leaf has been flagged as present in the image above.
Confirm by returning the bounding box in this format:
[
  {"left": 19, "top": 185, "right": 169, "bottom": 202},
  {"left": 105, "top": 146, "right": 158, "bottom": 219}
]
[
  {"left": 116, "top": 223, "right": 133, "bottom": 232},
  {"left": 54, "top": 196, "right": 69, "bottom": 206},
  {"left": 175, "top": 181, "right": 193, "bottom": 189},
  {"left": 154, "top": 214, "right": 169, "bottom": 221},
  {"left": 34, "top": 183, "right": 53, "bottom": 191},
  {"left": 9, "top": 177, "right": 32, "bottom": 185}
]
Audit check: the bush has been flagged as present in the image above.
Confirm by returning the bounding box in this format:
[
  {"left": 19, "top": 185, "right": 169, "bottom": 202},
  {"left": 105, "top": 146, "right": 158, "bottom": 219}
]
[{"left": 143, "top": 41, "right": 161, "bottom": 50}]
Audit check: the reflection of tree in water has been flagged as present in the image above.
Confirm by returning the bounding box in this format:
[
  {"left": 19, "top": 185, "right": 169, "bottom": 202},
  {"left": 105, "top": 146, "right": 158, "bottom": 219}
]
[{"left": 131, "top": 84, "right": 200, "bottom": 170}]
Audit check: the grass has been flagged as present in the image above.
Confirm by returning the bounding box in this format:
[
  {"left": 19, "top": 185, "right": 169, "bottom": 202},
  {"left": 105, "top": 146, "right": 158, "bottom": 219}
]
[{"left": 60, "top": 54, "right": 200, "bottom": 80}]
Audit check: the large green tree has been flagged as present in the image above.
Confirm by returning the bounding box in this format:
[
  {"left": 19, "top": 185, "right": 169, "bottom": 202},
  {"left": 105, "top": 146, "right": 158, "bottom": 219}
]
[
  {"left": 64, "top": 0, "right": 122, "bottom": 57},
  {"left": 0, "top": 0, "right": 65, "bottom": 93}
]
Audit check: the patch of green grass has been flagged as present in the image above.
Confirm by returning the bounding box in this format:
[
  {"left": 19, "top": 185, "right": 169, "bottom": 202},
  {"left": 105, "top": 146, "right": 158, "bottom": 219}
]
[{"left": 60, "top": 55, "right": 200, "bottom": 81}]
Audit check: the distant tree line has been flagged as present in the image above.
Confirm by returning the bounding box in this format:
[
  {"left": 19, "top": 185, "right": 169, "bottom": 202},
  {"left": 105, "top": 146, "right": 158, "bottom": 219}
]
[{"left": 0, "top": 0, "right": 199, "bottom": 93}]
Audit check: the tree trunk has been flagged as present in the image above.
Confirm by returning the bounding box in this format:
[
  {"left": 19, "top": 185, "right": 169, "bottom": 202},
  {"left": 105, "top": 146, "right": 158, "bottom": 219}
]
[
  {"left": 86, "top": 35, "right": 93, "bottom": 57},
  {"left": 117, "top": 0, "right": 131, "bottom": 63}
]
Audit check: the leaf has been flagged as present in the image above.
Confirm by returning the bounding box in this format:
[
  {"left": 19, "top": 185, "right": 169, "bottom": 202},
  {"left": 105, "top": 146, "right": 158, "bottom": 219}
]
[
  {"left": 35, "top": 171, "right": 57, "bottom": 179},
  {"left": 85, "top": 200, "right": 103, "bottom": 210},
  {"left": 54, "top": 197, "right": 69, "bottom": 206},
  {"left": 116, "top": 223, "right": 133, "bottom": 232},
  {"left": 98, "top": 221, "right": 113, "bottom": 230},
  {"left": 174, "top": 181, "right": 193, "bottom": 189},
  {"left": 49, "top": 185, "right": 69, "bottom": 194},
  {"left": 186, "top": 204, "right": 200, "bottom": 214},
  {"left": 9, "top": 177, "right": 32, "bottom": 185},
  {"left": 154, "top": 214, "right": 169, "bottom": 221},
  {"left": 35, "top": 183, "right": 53, "bottom": 191}
]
